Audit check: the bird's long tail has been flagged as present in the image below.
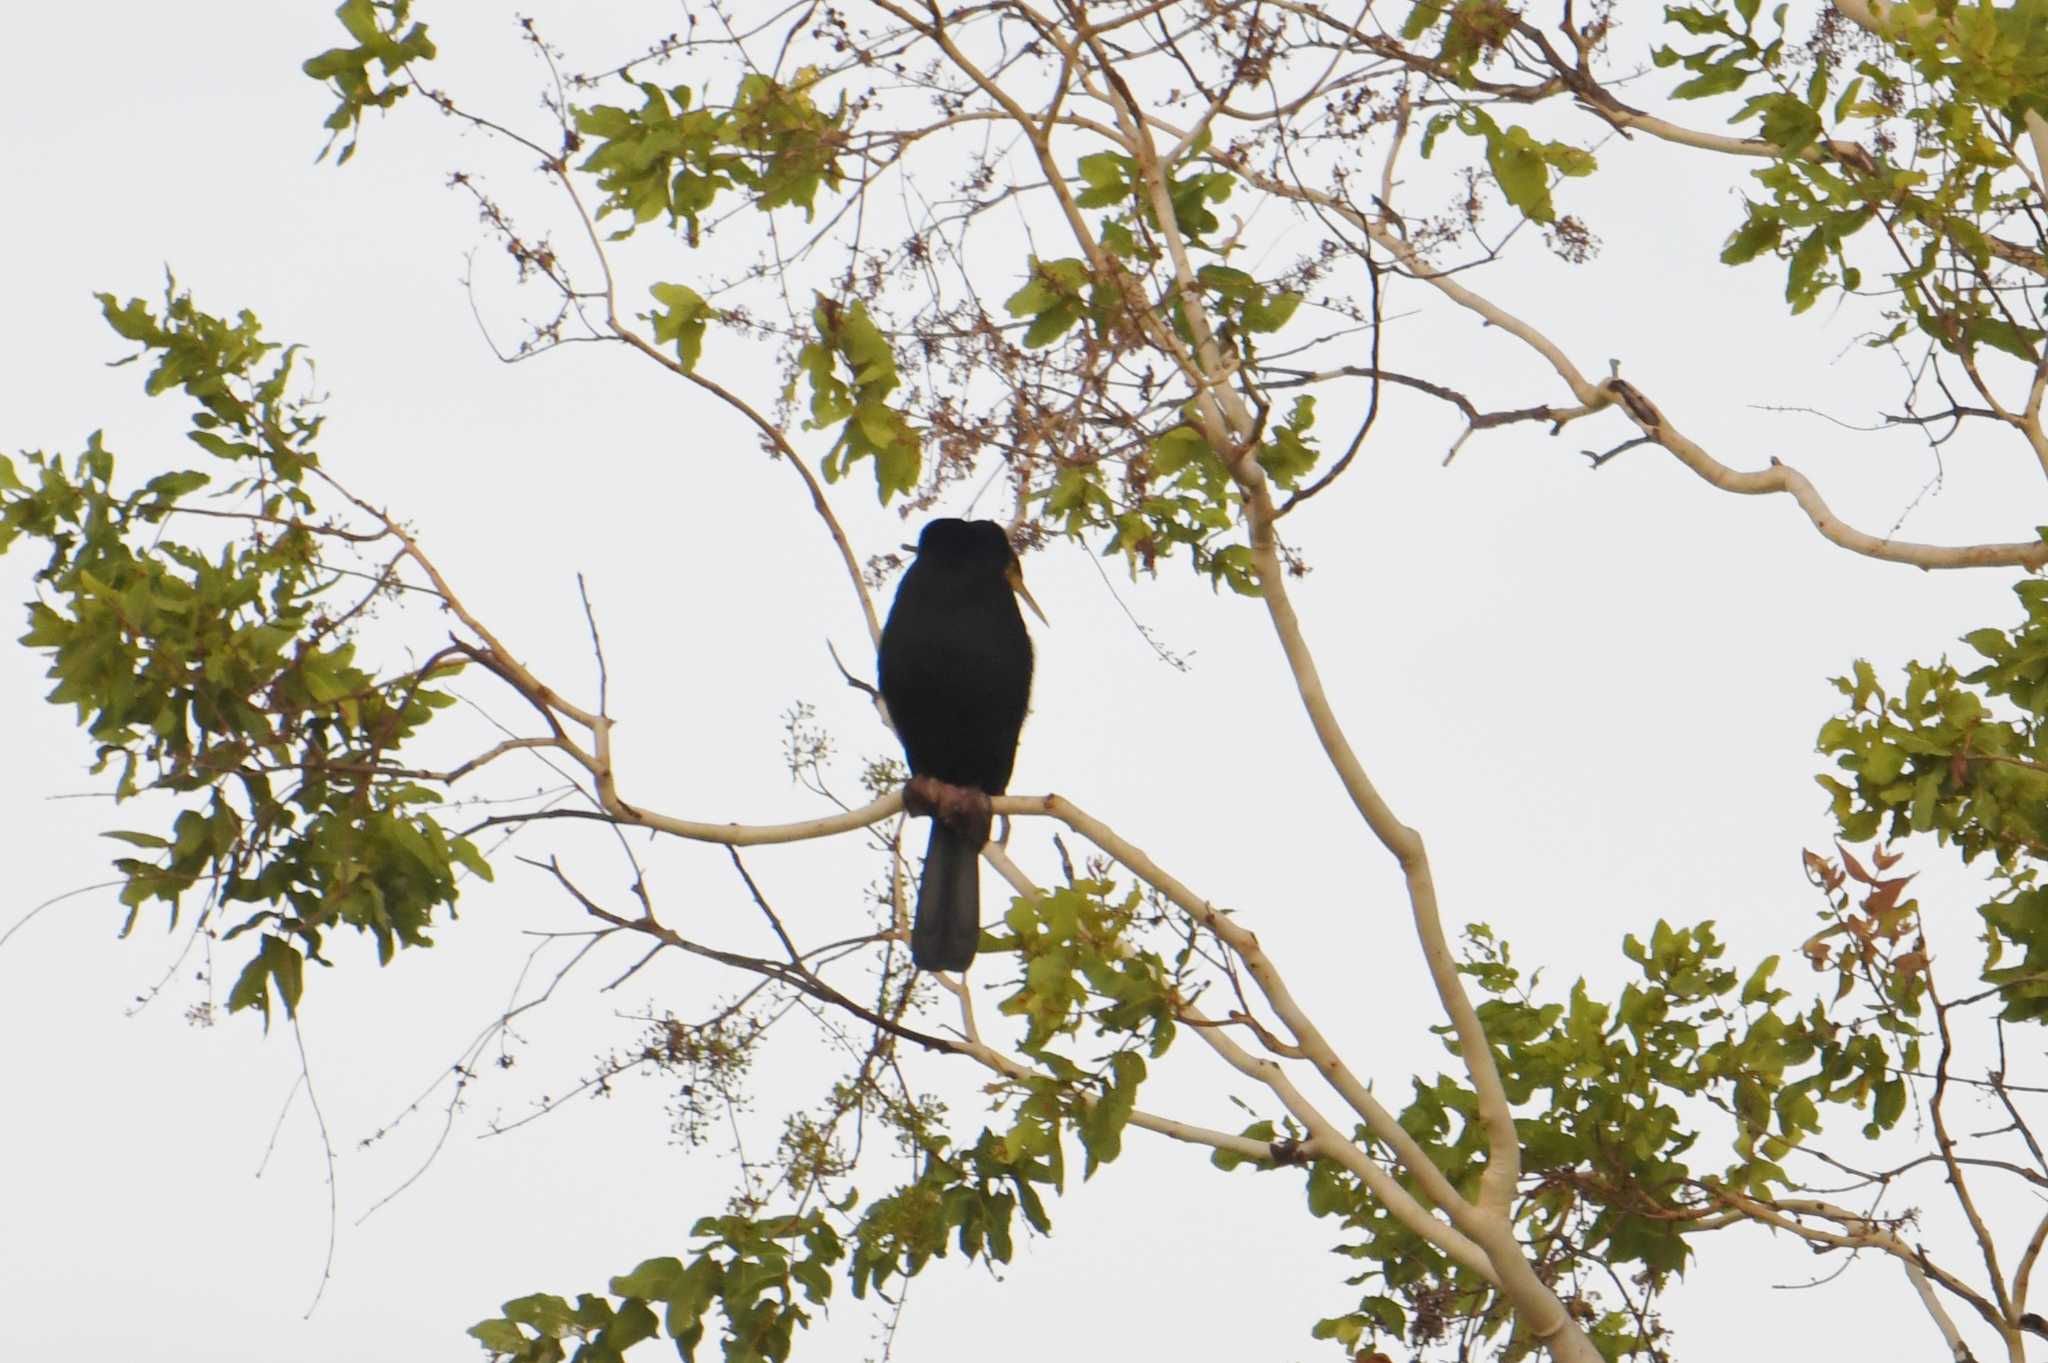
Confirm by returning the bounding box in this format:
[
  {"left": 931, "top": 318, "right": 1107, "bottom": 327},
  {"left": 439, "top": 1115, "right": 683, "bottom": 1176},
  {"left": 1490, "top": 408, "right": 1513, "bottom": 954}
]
[{"left": 913, "top": 820, "right": 982, "bottom": 971}]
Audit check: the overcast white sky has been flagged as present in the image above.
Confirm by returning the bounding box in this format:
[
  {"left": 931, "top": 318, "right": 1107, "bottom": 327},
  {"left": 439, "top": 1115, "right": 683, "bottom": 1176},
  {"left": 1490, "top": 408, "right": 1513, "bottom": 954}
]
[{"left": 5, "top": 6, "right": 2044, "bottom": 1361}]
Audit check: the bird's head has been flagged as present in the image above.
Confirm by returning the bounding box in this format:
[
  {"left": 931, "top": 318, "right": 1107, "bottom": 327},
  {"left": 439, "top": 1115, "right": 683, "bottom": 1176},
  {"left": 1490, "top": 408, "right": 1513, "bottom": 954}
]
[{"left": 916, "top": 518, "right": 1048, "bottom": 624}]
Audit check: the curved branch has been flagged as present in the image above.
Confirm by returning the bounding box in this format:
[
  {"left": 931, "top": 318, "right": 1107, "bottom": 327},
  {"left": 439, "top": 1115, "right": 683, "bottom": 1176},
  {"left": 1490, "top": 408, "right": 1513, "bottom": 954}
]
[
  {"left": 1015, "top": 794, "right": 1480, "bottom": 1222},
  {"left": 978, "top": 843, "right": 1501, "bottom": 1280},
  {"left": 611, "top": 326, "right": 884, "bottom": 649},
  {"left": 1213, "top": 150, "right": 2048, "bottom": 571},
  {"left": 1233, "top": 476, "right": 1526, "bottom": 1210},
  {"left": 1598, "top": 378, "right": 2048, "bottom": 570},
  {"left": 1707, "top": 1187, "right": 2008, "bottom": 1349}
]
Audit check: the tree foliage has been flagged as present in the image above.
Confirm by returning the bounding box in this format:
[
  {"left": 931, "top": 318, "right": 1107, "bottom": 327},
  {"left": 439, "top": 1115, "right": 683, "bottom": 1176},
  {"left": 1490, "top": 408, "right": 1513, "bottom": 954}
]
[{"left": 15, "top": 3, "right": 2048, "bottom": 1362}]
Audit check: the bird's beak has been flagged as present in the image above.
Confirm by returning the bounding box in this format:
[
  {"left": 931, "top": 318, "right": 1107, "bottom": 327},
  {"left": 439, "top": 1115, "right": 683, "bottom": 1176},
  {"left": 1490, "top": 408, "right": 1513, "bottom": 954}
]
[{"left": 1007, "top": 559, "right": 1049, "bottom": 625}]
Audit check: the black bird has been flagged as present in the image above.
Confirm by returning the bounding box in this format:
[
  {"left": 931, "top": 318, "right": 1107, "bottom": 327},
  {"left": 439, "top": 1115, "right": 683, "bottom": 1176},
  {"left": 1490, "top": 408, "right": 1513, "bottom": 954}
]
[{"left": 878, "top": 519, "right": 1043, "bottom": 971}]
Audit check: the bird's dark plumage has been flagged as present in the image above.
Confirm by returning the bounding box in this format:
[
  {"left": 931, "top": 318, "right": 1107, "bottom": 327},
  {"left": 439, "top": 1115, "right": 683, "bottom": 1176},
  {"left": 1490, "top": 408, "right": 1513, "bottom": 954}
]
[{"left": 878, "top": 519, "right": 1036, "bottom": 971}]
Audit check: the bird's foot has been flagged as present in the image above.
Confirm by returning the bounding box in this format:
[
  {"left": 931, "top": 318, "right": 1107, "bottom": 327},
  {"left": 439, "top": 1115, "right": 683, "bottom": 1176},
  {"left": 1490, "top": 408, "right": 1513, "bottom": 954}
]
[
  {"left": 903, "top": 776, "right": 992, "bottom": 843},
  {"left": 903, "top": 773, "right": 944, "bottom": 819},
  {"left": 936, "top": 784, "right": 992, "bottom": 839}
]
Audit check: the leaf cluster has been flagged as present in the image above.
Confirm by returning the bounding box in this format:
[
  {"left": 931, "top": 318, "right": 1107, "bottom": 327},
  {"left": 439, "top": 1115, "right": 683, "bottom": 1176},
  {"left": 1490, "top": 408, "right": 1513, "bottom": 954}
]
[
  {"left": 471, "top": 1212, "right": 842, "bottom": 1363},
  {"left": 468, "top": 872, "right": 1190, "bottom": 1360},
  {"left": 792, "top": 298, "right": 920, "bottom": 503},
  {"left": 3, "top": 284, "right": 489, "bottom": 1027},
  {"left": 1218, "top": 904, "right": 1929, "bottom": 1361},
  {"left": 1418, "top": 107, "right": 1597, "bottom": 226},
  {"left": 301, "top": 0, "right": 436, "bottom": 166},
  {"left": 573, "top": 71, "right": 847, "bottom": 246},
  {"left": 1818, "top": 571, "right": 2048, "bottom": 1018},
  {"left": 1666, "top": 0, "right": 2048, "bottom": 353}
]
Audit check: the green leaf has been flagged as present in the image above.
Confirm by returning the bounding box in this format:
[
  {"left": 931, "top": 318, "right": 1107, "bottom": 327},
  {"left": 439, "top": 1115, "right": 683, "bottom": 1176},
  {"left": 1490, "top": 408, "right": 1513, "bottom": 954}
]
[
  {"left": 1963, "top": 627, "right": 2011, "bottom": 661},
  {"left": 1672, "top": 54, "right": 1754, "bottom": 100},
  {"left": 468, "top": 1319, "right": 531, "bottom": 1353},
  {"left": 1965, "top": 317, "right": 2042, "bottom": 362},
  {"left": 225, "top": 935, "right": 305, "bottom": 1029},
  {"left": 1022, "top": 305, "right": 1081, "bottom": 349},
  {"left": 451, "top": 837, "right": 495, "bottom": 882},
  {"left": 1740, "top": 955, "right": 1781, "bottom": 1006},
  {"left": 1073, "top": 151, "right": 1133, "bottom": 208},
  {"left": 1239, "top": 290, "right": 1302, "bottom": 334},
  {"left": 611, "top": 1257, "right": 686, "bottom": 1300},
  {"left": 649, "top": 283, "right": 711, "bottom": 371},
  {"left": 1722, "top": 207, "right": 1784, "bottom": 265},
  {"left": 1744, "top": 93, "right": 1823, "bottom": 154},
  {"left": 503, "top": 1293, "right": 578, "bottom": 1336}
]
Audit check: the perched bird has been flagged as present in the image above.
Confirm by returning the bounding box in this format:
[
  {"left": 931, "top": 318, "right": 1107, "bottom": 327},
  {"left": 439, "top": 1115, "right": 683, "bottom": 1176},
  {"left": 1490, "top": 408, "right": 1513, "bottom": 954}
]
[{"left": 878, "top": 519, "right": 1043, "bottom": 971}]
